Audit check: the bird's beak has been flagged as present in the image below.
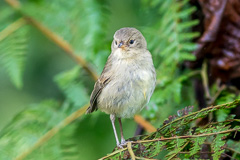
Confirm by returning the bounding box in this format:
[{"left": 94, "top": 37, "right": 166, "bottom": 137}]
[{"left": 118, "top": 42, "right": 125, "bottom": 49}]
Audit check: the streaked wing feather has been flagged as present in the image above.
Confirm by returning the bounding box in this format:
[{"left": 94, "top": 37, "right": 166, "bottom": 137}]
[
  {"left": 86, "top": 77, "right": 110, "bottom": 113},
  {"left": 86, "top": 54, "right": 112, "bottom": 114}
]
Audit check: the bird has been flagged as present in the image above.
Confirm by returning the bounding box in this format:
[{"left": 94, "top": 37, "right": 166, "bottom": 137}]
[{"left": 86, "top": 27, "right": 156, "bottom": 147}]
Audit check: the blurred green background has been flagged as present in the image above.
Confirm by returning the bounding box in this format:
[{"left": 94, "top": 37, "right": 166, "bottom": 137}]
[
  {"left": 0, "top": 0, "right": 144, "bottom": 130},
  {"left": 0, "top": 0, "right": 201, "bottom": 159}
]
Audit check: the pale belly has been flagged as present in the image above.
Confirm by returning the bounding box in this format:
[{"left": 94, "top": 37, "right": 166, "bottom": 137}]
[{"left": 97, "top": 69, "right": 155, "bottom": 118}]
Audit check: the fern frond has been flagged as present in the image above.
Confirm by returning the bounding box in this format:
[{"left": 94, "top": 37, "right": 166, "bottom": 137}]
[
  {"left": 212, "top": 132, "right": 230, "bottom": 159},
  {"left": 100, "top": 99, "right": 240, "bottom": 159},
  {"left": 0, "top": 100, "right": 61, "bottom": 159},
  {"left": 148, "top": 141, "right": 167, "bottom": 158},
  {"left": 189, "top": 136, "right": 207, "bottom": 156},
  {"left": 59, "top": 125, "right": 81, "bottom": 160},
  {"left": 0, "top": 24, "right": 28, "bottom": 88},
  {"left": 152, "top": 99, "right": 239, "bottom": 137},
  {"left": 22, "top": 0, "right": 110, "bottom": 72},
  {"left": 0, "top": 100, "right": 88, "bottom": 160},
  {"left": 165, "top": 139, "right": 189, "bottom": 159},
  {"left": 54, "top": 67, "right": 89, "bottom": 110},
  {"left": 141, "top": 0, "right": 199, "bottom": 119}
]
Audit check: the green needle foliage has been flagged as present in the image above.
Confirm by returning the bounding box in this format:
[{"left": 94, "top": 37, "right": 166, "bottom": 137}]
[{"left": 0, "top": 0, "right": 239, "bottom": 159}]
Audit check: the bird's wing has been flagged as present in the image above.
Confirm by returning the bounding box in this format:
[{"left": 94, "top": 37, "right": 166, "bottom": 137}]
[
  {"left": 86, "top": 77, "right": 110, "bottom": 113},
  {"left": 86, "top": 56, "right": 112, "bottom": 113}
]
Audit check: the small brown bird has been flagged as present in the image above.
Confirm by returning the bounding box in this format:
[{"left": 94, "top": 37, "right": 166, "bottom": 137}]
[{"left": 86, "top": 27, "right": 156, "bottom": 146}]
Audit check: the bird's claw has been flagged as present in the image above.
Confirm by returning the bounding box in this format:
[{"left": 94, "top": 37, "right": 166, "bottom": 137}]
[
  {"left": 117, "top": 140, "right": 133, "bottom": 148},
  {"left": 121, "top": 139, "right": 126, "bottom": 144}
]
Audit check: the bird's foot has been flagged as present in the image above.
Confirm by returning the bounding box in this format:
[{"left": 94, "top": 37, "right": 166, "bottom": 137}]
[
  {"left": 117, "top": 140, "right": 133, "bottom": 148},
  {"left": 121, "top": 139, "right": 126, "bottom": 145},
  {"left": 117, "top": 144, "right": 124, "bottom": 149}
]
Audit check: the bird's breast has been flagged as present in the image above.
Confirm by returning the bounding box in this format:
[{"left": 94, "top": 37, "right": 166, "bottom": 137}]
[{"left": 98, "top": 57, "right": 155, "bottom": 118}]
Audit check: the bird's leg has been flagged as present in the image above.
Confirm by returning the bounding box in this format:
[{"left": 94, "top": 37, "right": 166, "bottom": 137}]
[
  {"left": 110, "top": 114, "right": 120, "bottom": 146},
  {"left": 118, "top": 118, "right": 126, "bottom": 144}
]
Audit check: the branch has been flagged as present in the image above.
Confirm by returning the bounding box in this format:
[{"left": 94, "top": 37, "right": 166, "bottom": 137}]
[
  {"left": 204, "top": 142, "right": 240, "bottom": 156},
  {"left": 225, "top": 146, "right": 240, "bottom": 155},
  {"left": 14, "top": 104, "right": 89, "bottom": 160},
  {"left": 144, "top": 99, "right": 240, "bottom": 140},
  {"left": 26, "top": 17, "right": 98, "bottom": 81},
  {"left": 203, "top": 119, "right": 240, "bottom": 129},
  {"left": 100, "top": 144, "right": 157, "bottom": 160},
  {"left": 0, "top": 18, "right": 26, "bottom": 42},
  {"left": 99, "top": 99, "right": 240, "bottom": 159},
  {"left": 5, "top": 0, "right": 98, "bottom": 81},
  {"left": 127, "top": 142, "right": 136, "bottom": 160},
  {"left": 134, "top": 115, "right": 157, "bottom": 133},
  {"left": 5, "top": 0, "right": 20, "bottom": 8},
  {"left": 201, "top": 60, "right": 211, "bottom": 100},
  {"left": 101, "top": 127, "right": 240, "bottom": 159},
  {"left": 135, "top": 157, "right": 157, "bottom": 160},
  {"left": 208, "top": 84, "right": 226, "bottom": 105},
  {"left": 99, "top": 148, "right": 127, "bottom": 160},
  {"left": 133, "top": 127, "right": 240, "bottom": 144}
]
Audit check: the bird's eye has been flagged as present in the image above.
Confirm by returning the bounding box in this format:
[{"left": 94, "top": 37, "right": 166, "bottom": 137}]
[
  {"left": 129, "top": 40, "right": 135, "bottom": 44},
  {"left": 115, "top": 41, "right": 117, "bottom": 45}
]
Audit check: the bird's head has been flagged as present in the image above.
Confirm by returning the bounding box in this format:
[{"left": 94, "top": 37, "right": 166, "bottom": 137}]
[{"left": 111, "top": 28, "right": 147, "bottom": 56}]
